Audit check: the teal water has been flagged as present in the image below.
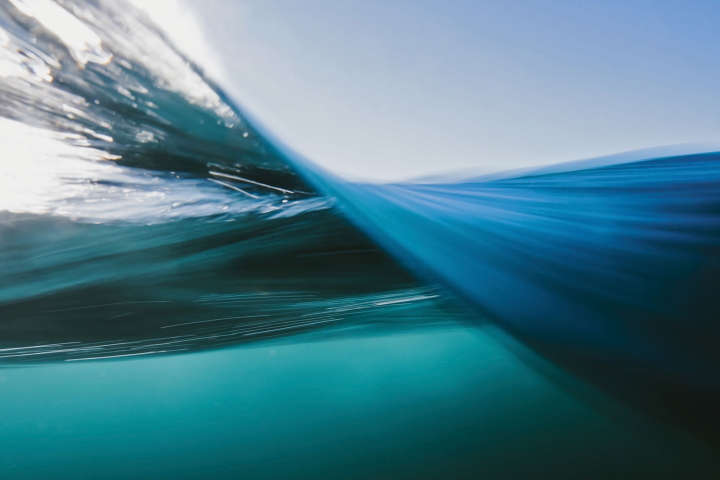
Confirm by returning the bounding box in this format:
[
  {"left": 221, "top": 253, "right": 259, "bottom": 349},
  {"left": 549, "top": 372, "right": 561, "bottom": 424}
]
[
  {"left": 1, "top": 327, "right": 718, "bottom": 479},
  {"left": 3, "top": 1, "right": 720, "bottom": 477}
]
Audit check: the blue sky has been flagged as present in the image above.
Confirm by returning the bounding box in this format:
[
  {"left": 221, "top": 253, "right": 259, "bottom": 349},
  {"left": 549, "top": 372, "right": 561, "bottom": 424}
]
[{"left": 161, "top": 0, "right": 720, "bottom": 180}]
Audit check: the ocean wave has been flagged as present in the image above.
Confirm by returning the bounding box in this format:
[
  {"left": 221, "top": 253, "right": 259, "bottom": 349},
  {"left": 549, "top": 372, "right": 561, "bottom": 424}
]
[{"left": 2, "top": 0, "right": 720, "bottom": 445}]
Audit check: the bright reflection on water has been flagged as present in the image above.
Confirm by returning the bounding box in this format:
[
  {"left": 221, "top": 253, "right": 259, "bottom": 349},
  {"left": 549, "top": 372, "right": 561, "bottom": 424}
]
[{"left": 8, "top": 0, "right": 111, "bottom": 65}]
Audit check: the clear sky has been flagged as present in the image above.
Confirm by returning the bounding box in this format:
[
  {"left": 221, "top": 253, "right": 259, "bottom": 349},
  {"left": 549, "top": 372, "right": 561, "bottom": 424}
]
[{"left": 143, "top": 0, "right": 720, "bottom": 181}]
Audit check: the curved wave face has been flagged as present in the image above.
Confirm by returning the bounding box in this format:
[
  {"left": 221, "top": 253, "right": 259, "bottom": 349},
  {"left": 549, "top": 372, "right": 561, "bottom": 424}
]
[
  {"left": 2, "top": 0, "right": 720, "bottom": 478},
  {"left": 0, "top": 0, "right": 466, "bottom": 363},
  {"left": 305, "top": 151, "right": 720, "bottom": 442}
]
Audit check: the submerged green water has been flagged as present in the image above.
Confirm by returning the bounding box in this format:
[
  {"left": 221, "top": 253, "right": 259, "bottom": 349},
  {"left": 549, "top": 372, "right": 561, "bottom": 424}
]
[{"left": 1, "top": 327, "right": 716, "bottom": 480}]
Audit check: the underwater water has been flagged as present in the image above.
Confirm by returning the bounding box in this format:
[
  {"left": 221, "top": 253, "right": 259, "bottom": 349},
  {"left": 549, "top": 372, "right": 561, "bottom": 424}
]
[
  {"left": 2, "top": 328, "right": 720, "bottom": 480},
  {"left": 2, "top": 0, "right": 720, "bottom": 478}
]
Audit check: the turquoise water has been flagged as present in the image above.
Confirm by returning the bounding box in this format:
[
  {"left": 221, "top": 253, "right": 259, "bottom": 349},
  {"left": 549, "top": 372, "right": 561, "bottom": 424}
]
[
  {"left": 3, "top": 1, "right": 720, "bottom": 477},
  {"left": 1, "top": 327, "right": 718, "bottom": 479}
]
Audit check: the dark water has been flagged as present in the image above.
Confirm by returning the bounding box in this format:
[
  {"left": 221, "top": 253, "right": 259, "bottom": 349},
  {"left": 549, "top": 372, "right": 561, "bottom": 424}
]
[
  {"left": 307, "top": 151, "right": 720, "bottom": 444},
  {"left": 2, "top": 1, "right": 720, "bottom": 478}
]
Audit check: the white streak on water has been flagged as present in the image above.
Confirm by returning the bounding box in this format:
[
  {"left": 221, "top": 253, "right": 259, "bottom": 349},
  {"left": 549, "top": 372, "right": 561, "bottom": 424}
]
[
  {"left": 65, "top": 350, "right": 167, "bottom": 361},
  {"left": 161, "top": 315, "right": 270, "bottom": 329}
]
